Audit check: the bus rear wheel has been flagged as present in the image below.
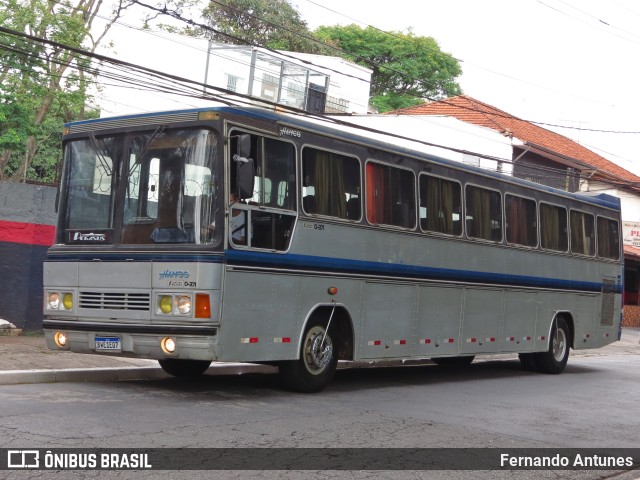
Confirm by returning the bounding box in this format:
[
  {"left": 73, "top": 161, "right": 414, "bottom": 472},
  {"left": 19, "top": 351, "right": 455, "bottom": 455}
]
[
  {"left": 532, "top": 317, "right": 570, "bottom": 374},
  {"left": 158, "top": 359, "right": 211, "bottom": 378},
  {"left": 279, "top": 318, "right": 338, "bottom": 393}
]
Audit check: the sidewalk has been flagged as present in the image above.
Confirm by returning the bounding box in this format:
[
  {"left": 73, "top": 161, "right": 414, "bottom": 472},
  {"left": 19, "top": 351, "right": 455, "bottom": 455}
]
[
  {"left": 0, "top": 334, "right": 167, "bottom": 385},
  {"left": 0, "top": 329, "right": 639, "bottom": 386}
]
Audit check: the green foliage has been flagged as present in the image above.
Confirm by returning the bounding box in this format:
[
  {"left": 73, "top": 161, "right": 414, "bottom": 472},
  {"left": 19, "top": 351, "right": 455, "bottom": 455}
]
[
  {"left": 0, "top": 93, "right": 31, "bottom": 152},
  {"left": 0, "top": 0, "right": 126, "bottom": 183},
  {"left": 315, "top": 25, "right": 462, "bottom": 110},
  {"left": 201, "top": 0, "right": 330, "bottom": 53},
  {"left": 370, "top": 93, "right": 425, "bottom": 113}
]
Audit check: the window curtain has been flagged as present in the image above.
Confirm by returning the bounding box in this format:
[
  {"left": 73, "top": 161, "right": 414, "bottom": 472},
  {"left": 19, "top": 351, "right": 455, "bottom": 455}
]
[
  {"left": 366, "top": 163, "right": 386, "bottom": 224},
  {"left": 426, "top": 177, "right": 454, "bottom": 234},
  {"left": 540, "top": 204, "right": 561, "bottom": 250},
  {"left": 507, "top": 196, "right": 534, "bottom": 245},
  {"left": 314, "top": 151, "right": 346, "bottom": 218},
  {"left": 571, "top": 211, "right": 593, "bottom": 255},
  {"left": 467, "top": 187, "right": 491, "bottom": 239},
  {"left": 597, "top": 218, "right": 619, "bottom": 259}
]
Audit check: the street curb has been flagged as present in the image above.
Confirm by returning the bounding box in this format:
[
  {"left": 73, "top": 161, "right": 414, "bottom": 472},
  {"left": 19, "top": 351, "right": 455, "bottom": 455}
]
[
  {"left": 0, "top": 363, "right": 279, "bottom": 386},
  {"left": 0, "top": 366, "right": 169, "bottom": 385}
]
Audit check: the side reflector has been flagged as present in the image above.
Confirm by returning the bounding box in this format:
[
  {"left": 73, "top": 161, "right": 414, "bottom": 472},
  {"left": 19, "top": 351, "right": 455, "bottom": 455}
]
[{"left": 195, "top": 294, "right": 211, "bottom": 318}]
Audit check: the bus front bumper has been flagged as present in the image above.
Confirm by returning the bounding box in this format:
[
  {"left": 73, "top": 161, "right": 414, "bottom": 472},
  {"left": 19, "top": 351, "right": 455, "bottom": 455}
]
[{"left": 43, "top": 320, "right": 218, "bottom": 362}]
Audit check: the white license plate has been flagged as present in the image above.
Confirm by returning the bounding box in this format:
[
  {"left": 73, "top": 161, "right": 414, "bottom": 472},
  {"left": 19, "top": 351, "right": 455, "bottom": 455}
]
[{"left": 95, "top": 336, "right": 121, "bottom": 352}]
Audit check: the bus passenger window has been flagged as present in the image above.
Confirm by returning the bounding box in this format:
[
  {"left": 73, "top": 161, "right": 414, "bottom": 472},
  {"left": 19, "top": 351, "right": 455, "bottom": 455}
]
[
  {"left": 419, "top": 174, "right": 461, "bottom": 235},
  {"left": 597, "top": 217, "right": 620, "bottom": 260},
  {"left": 540, "top": 203, "right": 568, "bottom": 252},
  {"left": 366, "top": 162, "right": 416, "bottom": 228},
  {"left": 505, "top": 194, "right": 537, "bottom": 247},
  {"left": 465, "top": 185, "right": 502, "bottom": 242},
  {"left": 302, "top": 148, "right": 360, "bottom": 220},
  {"left": 570, "top": 210, "right": 595, "bottom": 256}
]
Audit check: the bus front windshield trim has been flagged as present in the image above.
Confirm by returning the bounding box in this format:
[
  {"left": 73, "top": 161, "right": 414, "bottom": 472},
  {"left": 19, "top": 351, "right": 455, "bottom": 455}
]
[{"left": 60, "top": 128, "right": 220, "bottom": 246}]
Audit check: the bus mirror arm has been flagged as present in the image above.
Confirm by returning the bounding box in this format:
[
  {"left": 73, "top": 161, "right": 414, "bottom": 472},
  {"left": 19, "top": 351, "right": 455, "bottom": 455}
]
[{"left": 320, "top": 302, "right": 337, "bottom": 349}]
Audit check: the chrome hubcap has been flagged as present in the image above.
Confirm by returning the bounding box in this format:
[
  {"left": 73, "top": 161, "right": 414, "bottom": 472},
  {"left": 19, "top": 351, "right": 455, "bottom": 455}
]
[
  {"left": 303, "top": 326, "right": 333, "bottom": 375},
  {"left": 552, "top": 327, "right": 567, "bottom": 362}
]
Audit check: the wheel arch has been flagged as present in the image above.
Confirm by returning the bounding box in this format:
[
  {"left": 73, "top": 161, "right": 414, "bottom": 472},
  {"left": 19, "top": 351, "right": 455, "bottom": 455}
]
[
  {"left": 550, "top": 311, "right": 575, "bottom": 349},
  {"left": 303, "top": 304, "right": 354, "bottom": 361}
]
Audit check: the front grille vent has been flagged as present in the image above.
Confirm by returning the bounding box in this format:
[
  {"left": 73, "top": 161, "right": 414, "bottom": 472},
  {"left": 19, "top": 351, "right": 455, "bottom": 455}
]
[{"left": 80, "top": 291, "right": 150, "bottom": 311}]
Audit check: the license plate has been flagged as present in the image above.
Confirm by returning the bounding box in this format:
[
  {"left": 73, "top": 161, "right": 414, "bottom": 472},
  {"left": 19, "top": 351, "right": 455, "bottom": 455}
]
[{"left": 95, "top": 336, "right": 121, "bottom": 352}]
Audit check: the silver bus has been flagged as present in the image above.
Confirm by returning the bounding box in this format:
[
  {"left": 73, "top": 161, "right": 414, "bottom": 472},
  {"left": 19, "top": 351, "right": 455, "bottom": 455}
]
[{"left": 44, "top": 106, "right": 623, "bottom": 392}]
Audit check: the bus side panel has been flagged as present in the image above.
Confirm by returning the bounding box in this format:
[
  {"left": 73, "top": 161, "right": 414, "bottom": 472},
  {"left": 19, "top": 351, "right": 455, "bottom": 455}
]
[
  {"left": 571, "top": 293, "right": 599, "bottom": 349},
  {"left": 359, "top": 282, "right": 415, "bottom": 359},
  {"left": 459, "top": 288, "right": 504, "bottom": 354},
  {"left": 218, "top": 269, "right": 301, "bottom": 362},
  {"left": 500, "top": 290, "right": 539, "bottom": 353},
  {"left": 413, "top": 285, "right": 462, "bottom": 357}
]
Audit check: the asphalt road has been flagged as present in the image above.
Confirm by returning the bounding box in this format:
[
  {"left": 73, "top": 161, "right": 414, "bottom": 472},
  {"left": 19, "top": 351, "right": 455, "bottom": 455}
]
[{"left": 1, "top": 348, "right": 639, "bottom": 480}]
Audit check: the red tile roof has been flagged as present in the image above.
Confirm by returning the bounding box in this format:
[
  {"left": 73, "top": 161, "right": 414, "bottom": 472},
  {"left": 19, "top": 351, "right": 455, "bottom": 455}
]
[
  {"left": 625, "top": 245, "right": 640, "bottom": 261},
  {"left": 391, "top": 95, "right": 640, "bottom": 187}
]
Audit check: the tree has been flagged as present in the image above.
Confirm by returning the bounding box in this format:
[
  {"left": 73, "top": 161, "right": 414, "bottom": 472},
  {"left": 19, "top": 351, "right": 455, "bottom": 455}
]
[
  {"left": 315, "top": 25, "right": 462, "bottom": 112},
  {"left": 200, "top": 0, "right": 329, "bottom": 54},
  {"left": 0, "top": 0, "right": 130, "bottom": 182}
]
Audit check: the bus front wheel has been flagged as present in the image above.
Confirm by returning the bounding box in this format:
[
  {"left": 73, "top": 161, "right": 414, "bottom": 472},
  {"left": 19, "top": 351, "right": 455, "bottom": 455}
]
[
  {"left": 158, "top": 359, "right": 211, "bottom": 378},
  {"left": 532, "top": 317, "right": 570, "bottom": 374},
  {"left": 279, "top": 319, "right": 338, "bottom": 393}
]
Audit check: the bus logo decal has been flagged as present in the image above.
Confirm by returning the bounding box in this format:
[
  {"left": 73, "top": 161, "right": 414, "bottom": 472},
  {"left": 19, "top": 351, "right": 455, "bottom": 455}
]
[
  {"left": 69, "top": 231, "right": 108, "bottom": 243},
  {"left": 279, "top": 126, "right": 301, "bottom": 138},
  {"left": 159, "top": 270, "right": 190, "bottom": 280}
]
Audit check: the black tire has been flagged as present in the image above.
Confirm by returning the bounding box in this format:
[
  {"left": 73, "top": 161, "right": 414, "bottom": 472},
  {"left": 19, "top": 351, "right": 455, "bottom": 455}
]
[
  {"left": 532, "top": 317, "right": 570, "bottom": 374},
  {"left": 158, "top": 359, "right": 211, "bottom": 378},
  {"left": 518, "top": 352, "right": 537, "bottom": 372},
  {"left": 279, "top": 318, "right": 338, "bottom": 393},
  {"left": 431, "top": 356, "right": 475, "bottom": 366}
]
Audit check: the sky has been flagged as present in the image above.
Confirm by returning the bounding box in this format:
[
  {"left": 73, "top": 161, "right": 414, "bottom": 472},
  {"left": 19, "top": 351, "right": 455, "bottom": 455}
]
[{"left": 291, "top": 0, "right": 640, "bottom": 176}]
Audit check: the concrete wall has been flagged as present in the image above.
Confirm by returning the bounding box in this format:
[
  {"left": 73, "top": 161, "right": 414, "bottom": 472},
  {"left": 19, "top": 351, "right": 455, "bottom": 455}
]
[{"left": 0, "top": 182, "right": 57, "bottom": 330}]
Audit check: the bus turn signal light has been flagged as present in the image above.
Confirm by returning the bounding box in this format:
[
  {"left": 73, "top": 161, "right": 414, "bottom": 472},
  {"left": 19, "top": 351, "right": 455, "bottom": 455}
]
[{"left": 195, "top": 294, "right": 211, "bottom": 318}]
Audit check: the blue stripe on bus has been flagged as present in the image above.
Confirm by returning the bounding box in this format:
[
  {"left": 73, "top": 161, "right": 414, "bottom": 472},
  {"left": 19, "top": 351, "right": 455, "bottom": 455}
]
[
  {"left": 44, "top": 249, "right": 620, "bottom": 294},
  {"left": 224, "top": 249, "right": 616, "bottom": 293}
]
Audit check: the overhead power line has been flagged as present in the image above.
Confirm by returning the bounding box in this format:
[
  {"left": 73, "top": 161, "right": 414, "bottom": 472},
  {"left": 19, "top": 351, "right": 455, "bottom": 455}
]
[
  {"left": 127, "top": 0, "right": 640, "bottom": 136},
  {"left": 1, "top": 22, "right": 638, "bottom": 190}
]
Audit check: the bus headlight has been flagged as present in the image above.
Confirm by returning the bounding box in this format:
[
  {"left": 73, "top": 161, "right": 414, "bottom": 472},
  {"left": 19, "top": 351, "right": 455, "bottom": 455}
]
[
  {"left": 62, "top": 293, "right": 73, "bottom": 310},
  {"left": 159, "top": 295, "right": 173, "bottom": 314},
  {"left": 48, "top": 293, "right": 61, "bottom": 310},
  {"left": 47, "top": 291, "right": 74, "bottom": 311},
  {"left": 157, "top": 294, "right": 194, "bottom": 316},
  {"left": 177, "top": 296, "right": 191, "bottom": 314}
]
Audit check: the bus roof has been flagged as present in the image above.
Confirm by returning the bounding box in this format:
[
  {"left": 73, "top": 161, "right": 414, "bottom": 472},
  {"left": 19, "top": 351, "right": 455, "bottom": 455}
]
[{"left": 66, "top": 105, "right": 621, "bottom": 212}]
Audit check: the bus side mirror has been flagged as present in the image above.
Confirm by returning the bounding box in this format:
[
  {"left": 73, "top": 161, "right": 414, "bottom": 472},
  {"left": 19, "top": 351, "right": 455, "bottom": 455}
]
[
  {"left": 234, "top": 134, "right": 254, "bottom": 200},
  {"left": 238, "top": 134, "right": 251, "bottom": 158},
  {"left": 236, "top": 157, "right": 254, "bottom": 200}
]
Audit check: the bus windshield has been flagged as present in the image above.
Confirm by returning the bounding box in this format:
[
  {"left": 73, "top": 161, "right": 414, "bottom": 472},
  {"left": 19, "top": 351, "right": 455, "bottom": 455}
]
[{"left": 59, "top": 128, "right": 219, "bottom": 246}]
